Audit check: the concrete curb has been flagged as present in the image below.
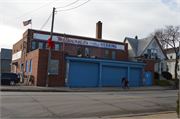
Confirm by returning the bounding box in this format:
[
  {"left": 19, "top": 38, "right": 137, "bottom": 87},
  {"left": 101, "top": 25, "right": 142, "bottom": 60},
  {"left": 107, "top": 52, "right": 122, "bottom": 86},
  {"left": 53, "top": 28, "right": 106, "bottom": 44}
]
[
  {"left": 1, "top": 87, "right": 178, "bottom": 92},
  {"left": 105, "top": 111, "right": 177, "bottom": 118}
]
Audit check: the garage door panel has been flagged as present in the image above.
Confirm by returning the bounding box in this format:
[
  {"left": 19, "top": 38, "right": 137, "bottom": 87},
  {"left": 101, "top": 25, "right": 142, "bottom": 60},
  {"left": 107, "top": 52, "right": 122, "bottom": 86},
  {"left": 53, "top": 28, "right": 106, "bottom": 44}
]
[
  {"left": 68, "top": 61, "right": 99, "bottom": 87},
  {"left": 129, "top": 68, "right": 141, "bottom": 86},
  {"left": 102, "top": 66, "right": 127, "bottom": 86}
]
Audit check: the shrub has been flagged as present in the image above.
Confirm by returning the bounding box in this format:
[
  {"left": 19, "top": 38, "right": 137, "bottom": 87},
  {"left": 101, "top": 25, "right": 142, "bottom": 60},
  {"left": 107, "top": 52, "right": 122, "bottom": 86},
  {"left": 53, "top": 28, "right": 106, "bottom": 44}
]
[
  {"left": 154, "top": 72, "right": 159, "bottom": 79},
  {"left": 161, "top": 71, "right": 172, "bottom": 80}
]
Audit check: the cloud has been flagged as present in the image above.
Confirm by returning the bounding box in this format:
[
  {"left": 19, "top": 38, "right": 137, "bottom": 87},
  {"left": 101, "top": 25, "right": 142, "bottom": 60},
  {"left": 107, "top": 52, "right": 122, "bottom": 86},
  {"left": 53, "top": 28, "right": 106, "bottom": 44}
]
[{"left": 1, "top": 0, "right": 179, "bottom": 49}]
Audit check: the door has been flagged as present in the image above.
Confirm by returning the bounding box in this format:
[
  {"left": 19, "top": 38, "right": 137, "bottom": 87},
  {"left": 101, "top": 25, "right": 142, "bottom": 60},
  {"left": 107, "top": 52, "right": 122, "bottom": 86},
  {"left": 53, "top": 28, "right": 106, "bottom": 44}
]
[
  {"left": 129, "top": 68, "right": 141, "bottom": 86},
  {"left": 102, "top": 66, "right": 127, "bottom": 86},
  {"left": 144, "top": 71, "right": 152, "bottom": 86},
  {"left": 68, "top": 61, "right": 99, "bottom": 87}
]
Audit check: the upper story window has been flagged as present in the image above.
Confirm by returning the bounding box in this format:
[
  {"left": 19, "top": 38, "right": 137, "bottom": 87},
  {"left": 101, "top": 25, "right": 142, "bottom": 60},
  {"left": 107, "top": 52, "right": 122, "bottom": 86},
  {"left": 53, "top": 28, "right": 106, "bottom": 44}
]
[
  {"left": 38, "top": 42, "right": 44, "bottom": 49},
  {"left": 77, "top": 46, "right": 82, "bottom": 55},
  {"left": 112, "top": 50, "right": 116, "bottom": 60},
  {"left": 147, "top": 49, "right": 157, "bottom": 59},
  {"left": 170, "top": 55, "right": 172, "bottom": 59},
  {"left": 31, "top": 41, "right": 36, "bottom": 50},
  {"left": 85, "top": 47, "right": 90, "bottom": 57},
  {"left": 45, "top": 44, "right": 49, "bottom": 50},
  {"left": 105, "top": 49, "right": 109, "bottom": 59},
  {"left": 54, "top": 44, "right": 60, "bottom": 51}
]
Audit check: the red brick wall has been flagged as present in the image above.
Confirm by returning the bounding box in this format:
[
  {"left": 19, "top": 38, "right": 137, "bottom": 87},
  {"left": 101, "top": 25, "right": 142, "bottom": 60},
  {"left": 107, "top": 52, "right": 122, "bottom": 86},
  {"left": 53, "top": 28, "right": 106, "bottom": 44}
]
[
  {"left": 143, "top": 60, "right": 155, "bottom": 85},
  {"left": 24, "top": 49, "right": 39, "bottom": 86},
  {"left": 28, "top": 29, "right": 128, "bottom": 61},
  {"left": 36, "top": 50, "right": 67, "bottom": 86}
]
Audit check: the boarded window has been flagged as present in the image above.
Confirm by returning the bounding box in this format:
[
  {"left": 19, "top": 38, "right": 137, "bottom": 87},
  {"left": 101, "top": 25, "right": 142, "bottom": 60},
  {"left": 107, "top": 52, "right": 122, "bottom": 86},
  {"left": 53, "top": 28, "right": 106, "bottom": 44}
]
[{"left": 49, "top": 59, "right": 59, "bottom": 73}]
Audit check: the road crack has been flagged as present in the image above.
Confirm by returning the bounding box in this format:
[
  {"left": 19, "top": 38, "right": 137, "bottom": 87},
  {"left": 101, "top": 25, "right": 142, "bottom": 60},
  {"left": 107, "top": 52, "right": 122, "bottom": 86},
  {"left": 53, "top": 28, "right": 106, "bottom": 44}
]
[{"left": 23, "top": 92, "right": 59, "bottom": 118}]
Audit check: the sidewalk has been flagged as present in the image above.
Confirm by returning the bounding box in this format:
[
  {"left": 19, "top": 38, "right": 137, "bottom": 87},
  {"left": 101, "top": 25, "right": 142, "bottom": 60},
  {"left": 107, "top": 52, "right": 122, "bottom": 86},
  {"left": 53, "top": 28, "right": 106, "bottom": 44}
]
[{"left": 0, "top": 83, "right": 178, "bottom": 92}]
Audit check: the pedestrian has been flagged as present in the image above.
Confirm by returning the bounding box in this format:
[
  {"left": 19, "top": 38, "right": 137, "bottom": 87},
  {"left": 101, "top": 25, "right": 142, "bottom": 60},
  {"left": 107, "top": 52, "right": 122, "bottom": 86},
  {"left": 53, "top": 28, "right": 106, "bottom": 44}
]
[
  {"left": 121, "top": 76, "right": 125, "bottom": 88},
  {"left": 124, "top": 77, "right": 129, "bottom": 89}
]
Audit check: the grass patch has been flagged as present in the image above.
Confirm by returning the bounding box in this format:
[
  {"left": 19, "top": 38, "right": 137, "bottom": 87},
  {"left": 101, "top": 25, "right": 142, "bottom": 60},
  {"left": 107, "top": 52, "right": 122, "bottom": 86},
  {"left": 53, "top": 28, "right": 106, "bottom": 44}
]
[{"left": 154, "top": 79, "right": 173, "bottom": 86}]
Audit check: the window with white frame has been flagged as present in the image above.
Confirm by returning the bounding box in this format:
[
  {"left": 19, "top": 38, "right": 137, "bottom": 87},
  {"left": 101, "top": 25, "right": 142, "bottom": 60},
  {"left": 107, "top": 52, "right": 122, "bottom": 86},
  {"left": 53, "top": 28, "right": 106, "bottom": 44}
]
[
  {"left": 112, "top": 50, "right": 116, "bottom": 60},
  {"left": 77, "top": 46, "right": 82, "bottom": 55},
  {"left": 105, "top": 49, "right": 109, "bottom": 59},
  {"left": 85, "top": 47, "right": 90, "bottom": 57},
  {"left": 31, "top": 41, "right": 36, "bottom": 50},
  {"left": 38, "top": 42, "right": 44, "bottom": 49},
  {"left": 54, "top": 44, "right": 60, "bottom": 51}
]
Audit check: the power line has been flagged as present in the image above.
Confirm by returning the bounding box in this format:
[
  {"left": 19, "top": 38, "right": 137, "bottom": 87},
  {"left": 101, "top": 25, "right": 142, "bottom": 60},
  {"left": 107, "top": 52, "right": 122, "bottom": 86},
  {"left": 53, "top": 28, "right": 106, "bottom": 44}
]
[
  {"left": 40, "top": 12, "right": 53, "bottom": 30},
  {"left": 56, "top": 0, "right": 79, "bottom": 9},
  {"left": 56, "top": 0, "right": 91, "bottom": 12},
  {"left": 2, "top": 0, "right": 57, "bottom": 25}
]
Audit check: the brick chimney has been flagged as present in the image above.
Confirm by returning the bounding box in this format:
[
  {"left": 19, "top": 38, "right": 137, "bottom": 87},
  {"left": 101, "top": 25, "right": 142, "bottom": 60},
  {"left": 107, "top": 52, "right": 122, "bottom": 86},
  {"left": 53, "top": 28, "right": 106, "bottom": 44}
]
[
  {"left": 96, "top": 21, "right": 102, "bottom": 39},
  {"left": 135, "top": 35, "right": 138, "bottom": 39}
]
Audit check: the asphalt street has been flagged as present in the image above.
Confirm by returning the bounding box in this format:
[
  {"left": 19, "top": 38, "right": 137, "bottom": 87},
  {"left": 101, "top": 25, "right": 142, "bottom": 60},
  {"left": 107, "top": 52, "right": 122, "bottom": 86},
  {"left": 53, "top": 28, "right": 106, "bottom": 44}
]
[{"left": 0, "top": 90, "right": 178, "bottom": 118}]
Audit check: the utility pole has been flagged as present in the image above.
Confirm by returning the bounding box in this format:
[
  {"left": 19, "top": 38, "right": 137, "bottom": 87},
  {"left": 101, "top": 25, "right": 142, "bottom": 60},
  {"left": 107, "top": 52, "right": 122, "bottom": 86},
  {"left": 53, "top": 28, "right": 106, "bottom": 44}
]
[{"left": 46, "top": 7, "right": 56, "bottom": 87}]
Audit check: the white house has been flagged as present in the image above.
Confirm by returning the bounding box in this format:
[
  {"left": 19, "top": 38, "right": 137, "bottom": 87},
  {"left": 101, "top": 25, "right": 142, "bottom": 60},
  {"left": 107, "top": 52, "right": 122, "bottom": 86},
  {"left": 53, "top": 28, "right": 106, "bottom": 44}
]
[
  {"left": 165, "top": 47, "right": 180, "bottom": 78},
  {"left": 124, "top": 35, "right": 168, "bottom": 74}
]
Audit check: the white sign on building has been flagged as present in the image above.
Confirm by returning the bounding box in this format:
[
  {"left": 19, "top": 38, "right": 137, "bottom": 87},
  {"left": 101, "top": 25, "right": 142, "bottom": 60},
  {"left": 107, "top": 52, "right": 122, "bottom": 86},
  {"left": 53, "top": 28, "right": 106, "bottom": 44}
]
[
  {"left": 33, "top": 33, "right": 124, "bottom": 50},
  {"left": 12, "top": 51, "right": 21, "bottom": 61}
]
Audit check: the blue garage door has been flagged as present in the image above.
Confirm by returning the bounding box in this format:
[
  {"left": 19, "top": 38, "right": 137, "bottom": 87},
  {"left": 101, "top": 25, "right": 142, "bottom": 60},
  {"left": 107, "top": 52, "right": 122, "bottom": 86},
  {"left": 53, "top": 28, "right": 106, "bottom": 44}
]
[
  {"left": 68, "top": 61, "right": 99, "bottom": 87},
  {"left": 102, "top": 66, "right": 127, "bottom": 86},
  {"left": 144, "top": 71, "right": 152, "bottom": 86},
  {"left": 129, "top": 68, "right": 141, "bottom": 86}
]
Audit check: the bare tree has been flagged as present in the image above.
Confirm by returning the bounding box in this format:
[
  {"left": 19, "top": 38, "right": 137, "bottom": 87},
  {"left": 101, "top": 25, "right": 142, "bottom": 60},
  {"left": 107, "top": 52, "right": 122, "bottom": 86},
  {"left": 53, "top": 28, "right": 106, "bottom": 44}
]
[{"left": 149, "top": 25, "right": 180, "bottom": 87}]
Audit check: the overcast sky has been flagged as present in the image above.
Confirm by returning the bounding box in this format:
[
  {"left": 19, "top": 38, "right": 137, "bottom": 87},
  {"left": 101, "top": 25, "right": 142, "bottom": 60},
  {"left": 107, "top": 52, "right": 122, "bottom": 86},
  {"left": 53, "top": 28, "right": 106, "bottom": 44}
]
[{"left": 0, "top": 0, "right": 179, "bottom": 50}]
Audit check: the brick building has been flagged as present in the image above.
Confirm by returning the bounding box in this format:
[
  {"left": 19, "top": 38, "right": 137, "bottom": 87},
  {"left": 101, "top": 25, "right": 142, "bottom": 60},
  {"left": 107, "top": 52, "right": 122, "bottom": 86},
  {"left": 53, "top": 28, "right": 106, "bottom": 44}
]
[{"left": 11, "top": 22, "right": 153, "bottom": 87}]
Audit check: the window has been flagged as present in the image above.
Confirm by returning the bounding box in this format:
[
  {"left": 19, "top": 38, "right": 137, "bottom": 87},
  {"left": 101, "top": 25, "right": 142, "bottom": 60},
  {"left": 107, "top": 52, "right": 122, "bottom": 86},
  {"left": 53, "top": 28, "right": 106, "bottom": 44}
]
[
  {"left": 25, "top": 61, "right": 28, "bottom": 73},
  {"left": 50, "top": 59, "right": 59, "bottom": 73},
  {"left": 167, "top": 65, "right": 169, "bottom": 71},
  {"left": 170, "top": 55, "right": 172, "bottom": 59},
  {"left": 45, "top": 44, "right": 49, "bottom": 50},
  {"left": 112, "top": 50, "right": 116, "bottom": 60},
  {"left": 105, "top": 49, "right": 109, "bottom": 59},
  {"left": 31, "top": 41, "right": 36, "bottom": 50},
  {"left": 148, "top": 49, "right": 157, "bottom": 59},
  {"left": 54, "top": 44, "right": 60, "bottom": 51},
  {"left": 29, "top": 60, "right": 33, "bottom": 74},
  {"left": 38, "top": 42, "right": 44, "bottom": 49},
  {"left": 77, "top": 46, "right": 82, "bottom": 55},
  {"left": 178, "top": 65, "right": 179, "bottom": 71},
  {"left": 85, "top": 47, "right": 90, "bottom": 57}
]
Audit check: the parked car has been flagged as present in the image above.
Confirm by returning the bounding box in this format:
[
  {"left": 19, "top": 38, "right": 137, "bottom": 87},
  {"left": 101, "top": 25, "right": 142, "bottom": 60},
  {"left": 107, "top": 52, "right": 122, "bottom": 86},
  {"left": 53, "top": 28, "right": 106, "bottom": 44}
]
[{"left": 1, "top": 73, "right": 20, "bottom": 86}]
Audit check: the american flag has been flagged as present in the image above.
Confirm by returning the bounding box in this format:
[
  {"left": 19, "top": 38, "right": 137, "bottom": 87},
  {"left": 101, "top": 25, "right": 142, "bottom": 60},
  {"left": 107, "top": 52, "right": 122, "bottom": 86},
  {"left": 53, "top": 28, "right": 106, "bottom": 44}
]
[{"left": 23, "top": 19, "right": 32, "bottom": 26}]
